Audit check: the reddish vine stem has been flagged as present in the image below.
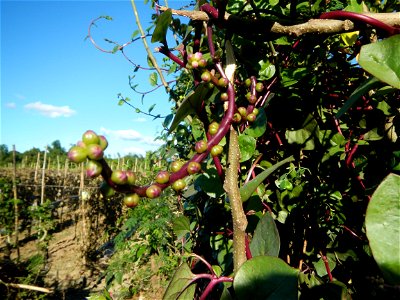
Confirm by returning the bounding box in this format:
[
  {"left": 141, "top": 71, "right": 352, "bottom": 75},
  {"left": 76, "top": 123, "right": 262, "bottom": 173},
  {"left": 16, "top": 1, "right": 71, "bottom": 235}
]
[
  {"left": 320, "top": 11, "right": 400, "bottom": 36},
  {"left": 319, "top": 251, "right": 333, "bottom": 282}
]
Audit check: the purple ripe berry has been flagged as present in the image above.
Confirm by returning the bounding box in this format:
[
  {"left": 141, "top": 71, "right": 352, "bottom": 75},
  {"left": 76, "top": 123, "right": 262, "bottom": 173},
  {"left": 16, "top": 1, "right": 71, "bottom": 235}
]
[
  {"left": 126, "top": 171, "right": 136, "bottom": 185},
  {"left": 146, "top": 185, "right": 162, "bottom": 199},
  {"left": 195, "top": 140, "right": 208, "bottom": 154},
  {"left": 187, "top": 161, "right": 201, "bottom": 175},
  {"left": 85, "top": 160, "right": 102, "bottom": 178},
  {"left": 82, "top": 130, "right": 100, "bottom": 145},
  {"left": 155, "top": 170, "right": 170, "bottom": 184},
  {"left": 86, "top": 144, "right": 104, "bottom": 161},
  {"left": 68, "top": 146, "right": 87, "bottom": 163},
  {"left": 111, "top": 170, "right": 128, "bottom": 185}
]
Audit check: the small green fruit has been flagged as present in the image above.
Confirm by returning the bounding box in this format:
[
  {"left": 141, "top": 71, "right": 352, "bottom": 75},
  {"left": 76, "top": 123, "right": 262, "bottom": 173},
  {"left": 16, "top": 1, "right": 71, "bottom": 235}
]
[
  {"left": 98, "top": 135, "right": 108, "bottom": 150},
  {"left": 238, "top": 107, "right": 247, "bottom": 118},
  {"left": 233, "top": 113, "right": 242, "bottom": 124},
  {"left": 126, "top": 171, "right": 136, "bottom": 185},
  {"left": 85, "top": 160, "right": 102, "bottom": 178},
  {"left": 247, "top": 113, "right": 257, "bottom": 122},
  {"left": 155, "top": 170, "right": 170, "bottom": 184},
  {"left": 171, "top": 160, "right": 185, "bottom": 173},
  {"left": 211, "top": 145, "right": 223, "bottom": 157},
  {"left": 245, "top": 78, "right": 251, "bottom": 87},
  {"left": 172, "top": 179, "right": 186, "bottom": 192},
  {"left": 255, "top": 82, "right": 264, "bottom": 93},
  {"left": 208, "top": 122, "right": 219, "bottom": 135},
  {"left": 99, "top": 182, "right": 116, "bottom": 198},
  {"left": 68, "top": 146, "right": 87, "bottom": 163},
  {"left": 123, "top": 193, "right": 140, "bottom": 208},
  {"left": 201, "top": 71, "right": 211, "bottom": 82},
  {"left": 87, "top": 144, "right": 104, "bottom": 160},
  {"left": 111, "top": 170, "right": 128, "bottom": 185},
  {"left": 195, "top": 140, "right": 208, "bottom": 154},
  {"left": 187, "top": 161, "right": 201, "bottom": 174},
  {"left": 146, "top": 185, "right": 162, "bottom": 198},
  {"left": 220, "top": 92, "right": 229, "bottom": 101},
  {"left": 82, "top": 130, "right": 100, "bottom": 145}
]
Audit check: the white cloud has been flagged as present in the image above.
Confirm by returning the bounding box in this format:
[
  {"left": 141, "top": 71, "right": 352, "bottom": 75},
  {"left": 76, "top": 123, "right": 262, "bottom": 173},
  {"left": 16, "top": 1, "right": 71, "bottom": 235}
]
[
  {"left": 99, "top": 127, "right": 164, "bottom": 146},
  {"left": 6, "top": 102, "right": 16, "bottom": 108},
  {"left": 24, "top": 101, "right": 76, "bottom": 118}
]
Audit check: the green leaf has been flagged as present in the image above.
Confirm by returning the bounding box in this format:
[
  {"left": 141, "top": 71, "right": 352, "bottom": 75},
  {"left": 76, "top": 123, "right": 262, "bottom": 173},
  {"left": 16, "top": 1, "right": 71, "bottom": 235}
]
[
  {"left": 358, "top": 35, "right": 400, "bottom": 89},
  {"left": 258, "top": 60, "right": 276, "bottom": 80},
  {"left": 313, "top": 253, "right": 337, "bottom": 277},
  {"left": 172, "top": 216, "right": 191, "bottom": 240},
  {"left": 244, "top": 109, "right": 267, "bottom": 138},
  {"left": 149, "top": 72, "right": 158, "bottom": 86},
  {"left": 365, "top": 173, "right": 400, "bottom": 285},
  {"left": 250, "top": 212, "right": 280, "bottom": 257},
  {"left": 336, "top": 77, "right": 381, "bottom": 119},
  {"left": 151, "top": 9, "right": 172, "bottom": 44},
  {"left": 169, "top": 83, "right": 210, "bottom": 132},
  {"left": 238, "top": 135, "right": 256, "bottom": 162},
  {"left": 240, "top": 156, "right": 295, "bottom": 202},
  {"left": 148, "top": 104, "right": 156, "bottom": 113},
  {"left": 233, "top": 256, "right": 298, "bottom": 300},
  {"left": 163, "top": 262, "right": 196, "bottom": 300},
  {"left": 194, "top": 167, "right": 225, "bottom": 198}
]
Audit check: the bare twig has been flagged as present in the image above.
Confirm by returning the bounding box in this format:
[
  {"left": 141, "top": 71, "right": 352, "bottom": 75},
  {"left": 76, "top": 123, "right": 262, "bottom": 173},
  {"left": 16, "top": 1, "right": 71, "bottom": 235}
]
[
  {"left": 0, "top": 280, "right": 53, "bottom": 294},
  {"left": 158, "top": 6, "right": 400, "bottom": 37},
  {"left": 223, "top": 127, "right": 248, "bottom": 274}
]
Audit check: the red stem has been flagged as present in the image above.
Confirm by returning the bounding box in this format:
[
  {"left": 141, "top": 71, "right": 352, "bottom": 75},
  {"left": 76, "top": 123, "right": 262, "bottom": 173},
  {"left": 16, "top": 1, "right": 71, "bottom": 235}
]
[{"left": 320, "top": 11, "right": 400, "bottom": 36}]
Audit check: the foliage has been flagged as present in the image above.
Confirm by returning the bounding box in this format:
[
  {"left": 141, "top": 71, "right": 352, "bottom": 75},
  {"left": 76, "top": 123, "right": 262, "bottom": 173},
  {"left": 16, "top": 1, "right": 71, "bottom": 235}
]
[{"left": 81, "top": 0, "right": 400, "bottom": 299}]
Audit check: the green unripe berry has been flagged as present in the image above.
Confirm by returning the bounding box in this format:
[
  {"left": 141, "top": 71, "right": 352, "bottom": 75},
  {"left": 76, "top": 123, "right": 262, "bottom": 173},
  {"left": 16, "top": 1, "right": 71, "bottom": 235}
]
[
  {"left": 187, "top": 161, "right": 202, "bottom": 174},
  {"left": 247, "top": 113, "right": 257, "bottom": 122},
  {"left": 201, "top": 71, "right": 211, "bottom": 82},
  {"left": 208, "top": 121, "right": 219, "bottom": 135},
  {"left": 99, "top": 181, "right": 116, "bottom": 198},
  {"left": 172, "top": 179, "right": 186, "bottom": 192},
  {"left": 146, "top": 185, "right": 162, "bottom": 198},
  {"left": 155, "top": 170, "right": 170, "bottom": 184},
  {"left": 245, "top": 78, "right": 251, "bottom": 87},
  {"left": 195, "top": 140, "right": 208, "bottom": 154},
  {"left": 111, "top": 170, "right": 128, "bottom": 185},
  {"left": 85, "top": 160, "right": 102, "bottom": 178},
  {"left": 233, "top": 113, "right": 242, "bottom": 124},
  {"left": 218, "top": 77, "right": 229, "bottom": 88},
  {"left": 238, "top": 107, "right": 247, "bottom": 118},
  {"left": 211, "top": 145, "right": 224, "bottom": 157},
  {"left": 68, "top": 146, "right": 87, "bottom": 163},
  {"left": 123, "top": 193, "right": 140, "bottom": 208},
  {"left": 255, "top": 82, "right": 264, "bottom": 93},
  {"left": 220, "top": 92, "right": 229, "bottom": 101},
  {"left": 126, "top": 171, "right": 136, "bottom": 185},
  {"left": 98, "top": 135, "right": 108, "bottom": 150},
  {"left": 171, "top": 160, "right": 185, "bottom": 173},
  {"left": 82, "top": 130, "right": 100, "bottom": 145},
  {"left": 252, "top": 108, "right": 259, "bottom": 116},
  {"left": 86, "top": 144, "right": 104, "bottom": 160}
]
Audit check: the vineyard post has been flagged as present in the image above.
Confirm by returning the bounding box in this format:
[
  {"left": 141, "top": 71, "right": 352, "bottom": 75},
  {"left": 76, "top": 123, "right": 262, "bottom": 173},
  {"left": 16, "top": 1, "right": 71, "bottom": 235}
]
[
  {"left": 40, "top": 146, "right": 47, "bottom": 205},
  {"left": 12, "top": 145, "right": 20, "bottom": 261}
]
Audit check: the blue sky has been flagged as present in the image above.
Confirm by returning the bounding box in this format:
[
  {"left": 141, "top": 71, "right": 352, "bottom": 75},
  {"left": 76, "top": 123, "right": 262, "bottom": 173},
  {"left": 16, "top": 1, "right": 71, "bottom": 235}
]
[{"left": 1, "top": 0, "right": 190, "bottom": 157}]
